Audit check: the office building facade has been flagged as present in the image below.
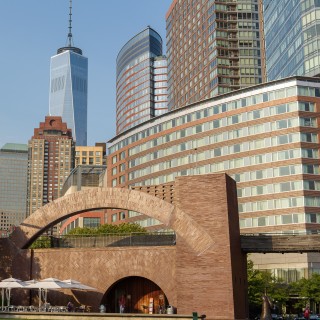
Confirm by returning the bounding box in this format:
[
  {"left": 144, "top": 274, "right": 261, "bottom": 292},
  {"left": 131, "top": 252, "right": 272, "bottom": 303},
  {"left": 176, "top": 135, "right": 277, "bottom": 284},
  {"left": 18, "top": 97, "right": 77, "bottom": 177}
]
[
  {"left": 27, "top": 116, "right": 75, "bottom": 216},
  {"left": 75, "top": 144, "right": 106, "bottom": 167},
  {"left": 0, "top": 143, "right": 28, "bottom": 235},
  {"left": 166, "top": 0, "right": 263, "bottom": 110},
  {"left": 107, "top": 76, "right": 320, "bottom": 279},
  {"left": 116, "top": 26, "right": 168, "bottom": 134},
  {"left": 263, "top": 0, "right": 320, "bottom": 81},
  {"left": 49, "top": 1, "right": 88, "bottom": 146}
]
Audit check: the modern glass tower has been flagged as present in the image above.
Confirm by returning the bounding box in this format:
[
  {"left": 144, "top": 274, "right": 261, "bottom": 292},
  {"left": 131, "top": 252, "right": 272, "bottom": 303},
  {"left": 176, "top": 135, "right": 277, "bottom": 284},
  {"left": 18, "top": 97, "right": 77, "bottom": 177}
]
[
  {"left": 49, "top": 0, "right": 88, "bottom": 146},
  {"left": 166, "top": 0, "right": 263, "bottom": 111},
  {"left": 263, "top": 0, "right": 320, "bottom": 80},
  {"left": 116, "top": 26, "right": 168, "bottom": 135},
  {"left": 0, "top": 143, "right": 28, "bottom": 235}
]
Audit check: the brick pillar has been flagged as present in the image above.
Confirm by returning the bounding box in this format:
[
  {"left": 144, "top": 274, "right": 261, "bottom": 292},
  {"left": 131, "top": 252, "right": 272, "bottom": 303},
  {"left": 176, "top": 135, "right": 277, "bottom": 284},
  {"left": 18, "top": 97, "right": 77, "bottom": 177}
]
[{"left": 174, "top": 174, "right": 248, "bottom": 320}]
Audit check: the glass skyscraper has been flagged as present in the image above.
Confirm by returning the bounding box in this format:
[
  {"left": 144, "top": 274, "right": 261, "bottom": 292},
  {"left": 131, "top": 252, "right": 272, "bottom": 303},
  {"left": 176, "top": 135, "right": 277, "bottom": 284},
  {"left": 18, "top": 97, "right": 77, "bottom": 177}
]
[
  {"left": 49, "top": 48, "right": 88, "bottom": 146},
  {"left": 263, "top": 0, "right": 320, "bottom": 80},
  {"left": 0, "top": 143, "right": 28, "bottom": 235},
  {"left": 116, "top": 26, "right": 168, "bottom": 135},
  {"left": 49, "top": 1, "right": 88, "bottom": 146},
  {"left": 166, "top": 0, "right": 263, "bottom": 110}
]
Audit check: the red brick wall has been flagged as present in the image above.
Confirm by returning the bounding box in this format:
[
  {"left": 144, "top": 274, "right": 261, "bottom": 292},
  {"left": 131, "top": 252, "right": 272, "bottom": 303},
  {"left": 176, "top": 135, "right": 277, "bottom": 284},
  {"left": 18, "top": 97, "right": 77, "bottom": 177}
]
[{"left": 4, "top": 174, "right": 247, "bottom": 319}]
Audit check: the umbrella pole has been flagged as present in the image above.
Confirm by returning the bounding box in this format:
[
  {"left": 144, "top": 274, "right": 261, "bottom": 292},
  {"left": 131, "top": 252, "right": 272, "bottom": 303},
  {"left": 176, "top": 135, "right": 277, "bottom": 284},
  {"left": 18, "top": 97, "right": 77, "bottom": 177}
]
[
  {"left": 6, "top": 288, "right": 11, "bottom": 307},
  {"left": 70, "top": 289, "right": 82, "bottom": 306},
  {"left": 38, "top": 288, "right": 41, "bottom": 311},
  {"left": 1, "top": 288, "right": 3, "bottom": 310}
]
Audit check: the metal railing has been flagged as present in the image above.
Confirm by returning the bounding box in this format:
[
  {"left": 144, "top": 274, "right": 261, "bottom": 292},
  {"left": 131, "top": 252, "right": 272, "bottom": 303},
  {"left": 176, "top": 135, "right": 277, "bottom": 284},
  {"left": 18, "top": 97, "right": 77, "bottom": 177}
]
[{"left": 32, "top": 232, "right": 176, "bottom": 249}]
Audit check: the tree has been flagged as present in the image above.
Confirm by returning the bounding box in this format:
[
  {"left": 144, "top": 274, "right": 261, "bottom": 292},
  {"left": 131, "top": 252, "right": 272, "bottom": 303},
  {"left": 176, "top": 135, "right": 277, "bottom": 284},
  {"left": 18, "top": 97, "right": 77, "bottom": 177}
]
[
  {"left": 66, "top": 222, "right": 146, "bottom": 236},
  {"left": 290, "top": 273, "right": 320, "bottom": 312},
  {"left": 30, "top": 236, "right": 51, "bottom": 248},
  {"left": 247, "top": 258, "right": 290, "bottom": 317}
]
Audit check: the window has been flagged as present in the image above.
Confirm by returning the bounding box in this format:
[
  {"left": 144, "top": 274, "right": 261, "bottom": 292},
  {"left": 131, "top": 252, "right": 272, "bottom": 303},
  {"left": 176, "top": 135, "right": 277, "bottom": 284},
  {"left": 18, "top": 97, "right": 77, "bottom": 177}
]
[{"left": 83, "top": 217, "right": 100, "bottom": 228}]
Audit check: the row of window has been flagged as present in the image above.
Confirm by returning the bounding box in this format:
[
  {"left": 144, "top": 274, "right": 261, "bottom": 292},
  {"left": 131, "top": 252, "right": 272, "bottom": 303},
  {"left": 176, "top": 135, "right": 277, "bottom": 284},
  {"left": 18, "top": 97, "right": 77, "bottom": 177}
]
[
  {"left": 240, "top": 212, "right": 320, "bottom": 229},
  {"left": 109, "top": 84, "right": 303, "bottom": 153},
  {"left": 129, "top": 116, "right": 315, "bottom": 168},
  {"left": 128, "top": 100, "right": 311, "bottom": 157},
  {"left": 239, "top": 196, "right": 320, "bottom": 213},
  {"left": 129, "top": 132, "right": 317, "bottom": 180},
  {"left": 127, "top": 160, "right": 319, "bottom": 191},
  {"left": 238, "top": 180, "right": 320, "bottom": 197}
]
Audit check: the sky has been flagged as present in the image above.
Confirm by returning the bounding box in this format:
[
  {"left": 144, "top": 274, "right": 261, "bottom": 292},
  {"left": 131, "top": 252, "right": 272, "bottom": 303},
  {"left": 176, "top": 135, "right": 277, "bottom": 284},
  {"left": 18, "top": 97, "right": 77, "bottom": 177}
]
[{"left": 0, "top": 0, "right": 173, "bottom": 148}]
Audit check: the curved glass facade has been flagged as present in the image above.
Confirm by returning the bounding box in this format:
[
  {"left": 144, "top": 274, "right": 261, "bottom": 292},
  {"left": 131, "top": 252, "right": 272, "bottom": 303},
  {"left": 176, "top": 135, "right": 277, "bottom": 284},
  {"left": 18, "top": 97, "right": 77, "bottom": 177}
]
[
  {"left": 264, "top": 0, "right": 320, "bottom": 80},
  {"left": 116, "top": 27, "right": 168, "bottom": 134},
  {"left": 49, "top": 50, "right": 88, "bottom": 146}
]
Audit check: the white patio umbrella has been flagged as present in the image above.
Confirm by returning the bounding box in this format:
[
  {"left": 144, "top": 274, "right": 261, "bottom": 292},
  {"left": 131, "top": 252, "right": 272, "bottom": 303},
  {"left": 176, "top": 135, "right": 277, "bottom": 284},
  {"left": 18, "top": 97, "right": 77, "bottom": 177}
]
[
  {"left": 62, "top": 279, "right": 96, "bottom": 308},
  {"left": 0, "top": 277, "right": 26, "bottom": 309},
  {"left": 25, "top": 277, "right": 71, "bottom": 310},
  {"left": 62, "top": 279, "right": 96, "bottom": 291}
]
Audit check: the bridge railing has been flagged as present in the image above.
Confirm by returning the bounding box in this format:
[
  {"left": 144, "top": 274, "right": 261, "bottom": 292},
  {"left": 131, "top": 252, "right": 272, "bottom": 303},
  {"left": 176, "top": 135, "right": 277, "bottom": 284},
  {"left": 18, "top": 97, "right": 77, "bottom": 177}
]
[
  {"left": 241, "top": 232, "right": 320, "bottom": 253},
  {"left": 32, "top": 232, "right": 176, "bottom": 249}
]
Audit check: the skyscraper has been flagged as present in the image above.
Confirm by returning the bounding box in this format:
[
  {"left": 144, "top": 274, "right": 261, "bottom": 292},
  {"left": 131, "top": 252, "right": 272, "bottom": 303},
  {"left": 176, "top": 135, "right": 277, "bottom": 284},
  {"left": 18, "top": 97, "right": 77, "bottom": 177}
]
[
  {"left": 116, "top": 26, "right": 168, "bottom": 134},
  {"left": 262, "top": 0, "right": 320, "bottom": 81},
  {"left": 166, "top": 0, "right": 263, "bottom": 110},
  {"left": 0, "top": 143, "right": 28, "bottom": 235},
  {"left": 49, "top": 0, "right": 88, "bottom": 146},
  {"left": 27, "top": 116, "right": 75, "bottom": 216}
]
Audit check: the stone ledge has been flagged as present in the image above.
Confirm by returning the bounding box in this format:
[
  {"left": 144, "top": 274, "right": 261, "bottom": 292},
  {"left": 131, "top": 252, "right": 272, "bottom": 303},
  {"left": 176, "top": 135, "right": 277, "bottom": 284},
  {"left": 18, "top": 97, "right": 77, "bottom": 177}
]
[{"left": 0, "top": 312, "right": 202, "bottom": 320}]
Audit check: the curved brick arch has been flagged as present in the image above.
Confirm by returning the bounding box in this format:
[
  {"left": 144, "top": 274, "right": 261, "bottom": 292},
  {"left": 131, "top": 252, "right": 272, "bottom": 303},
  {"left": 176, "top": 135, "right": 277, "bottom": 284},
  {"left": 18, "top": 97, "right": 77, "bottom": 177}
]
[{"left": 10, "top": 187, "right": 214, "bottom": 254}]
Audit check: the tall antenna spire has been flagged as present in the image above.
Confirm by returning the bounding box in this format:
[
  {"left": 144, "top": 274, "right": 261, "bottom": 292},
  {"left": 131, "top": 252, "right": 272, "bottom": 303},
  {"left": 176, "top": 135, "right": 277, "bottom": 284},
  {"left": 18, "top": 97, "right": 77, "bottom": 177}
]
[
  {"left": 57, "top": 0, "right": 82, "bottom": 55},
  {"left": 68, "top": 0, "right": 73, "bottom": 47}
]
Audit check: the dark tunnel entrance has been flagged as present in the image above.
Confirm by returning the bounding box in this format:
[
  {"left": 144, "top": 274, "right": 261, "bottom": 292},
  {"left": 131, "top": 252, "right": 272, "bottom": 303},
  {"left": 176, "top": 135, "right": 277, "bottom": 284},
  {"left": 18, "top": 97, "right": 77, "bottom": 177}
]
[{"left": 101, "top": 276, "right": 168, "bottom": 314}]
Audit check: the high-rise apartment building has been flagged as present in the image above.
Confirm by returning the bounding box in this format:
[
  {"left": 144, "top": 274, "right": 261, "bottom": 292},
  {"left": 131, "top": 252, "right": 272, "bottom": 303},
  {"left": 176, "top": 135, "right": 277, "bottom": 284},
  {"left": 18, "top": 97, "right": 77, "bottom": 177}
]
[
  {"left": 108, "top": 76, "right": 320, "bottom": 280},
  {"left": 27, "top": 116, "right": 75, "bottom": 216},
  {"left": 0, "top": 143, "right": 28, "bottom": 235},
  {"left": 166, "top": 0, "right": 263, "bottom": 110},
  {"left": 49, "top": 1, "right": 88, "bottom": 146},
  {"left": 262, "top": 0, "right": 320, "bottom": 81},
  {"left": 116, "top": 26, "right": 168, "bottom": 134}
]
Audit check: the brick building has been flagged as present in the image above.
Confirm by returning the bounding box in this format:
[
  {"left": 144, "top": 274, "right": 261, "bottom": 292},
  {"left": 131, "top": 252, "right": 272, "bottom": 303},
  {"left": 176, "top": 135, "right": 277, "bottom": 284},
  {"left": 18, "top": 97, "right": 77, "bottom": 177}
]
[{"left": 27, "top": 116, "right": 74, "bottom": 216}]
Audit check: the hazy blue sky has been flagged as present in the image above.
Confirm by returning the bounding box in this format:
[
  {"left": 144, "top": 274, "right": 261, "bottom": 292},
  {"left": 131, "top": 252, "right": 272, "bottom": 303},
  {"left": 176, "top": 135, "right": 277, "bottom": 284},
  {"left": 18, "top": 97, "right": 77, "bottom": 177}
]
[{"left": 0, "top": 0, "right": 172, "bottom": 148}]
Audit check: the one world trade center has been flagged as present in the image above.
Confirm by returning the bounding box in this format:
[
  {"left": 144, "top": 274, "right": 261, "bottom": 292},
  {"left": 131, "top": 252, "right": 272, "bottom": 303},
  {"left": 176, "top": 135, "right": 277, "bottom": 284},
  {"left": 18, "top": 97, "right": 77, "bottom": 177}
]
[{"left": 49, "top": 0, "right": 88, "bottom": 146}]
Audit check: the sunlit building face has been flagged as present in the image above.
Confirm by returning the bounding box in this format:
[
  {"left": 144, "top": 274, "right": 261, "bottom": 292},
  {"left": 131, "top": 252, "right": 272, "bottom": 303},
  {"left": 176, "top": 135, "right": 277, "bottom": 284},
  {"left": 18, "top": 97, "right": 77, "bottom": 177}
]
[
  {"left": 49, "top": 49, "right": 88, "bottom": 146},
  {"left": 116, "top": 27, "right": 168, "bottom": 135},
  {"left": 166, "top": 0, "right": 263, "bottom": 110}
]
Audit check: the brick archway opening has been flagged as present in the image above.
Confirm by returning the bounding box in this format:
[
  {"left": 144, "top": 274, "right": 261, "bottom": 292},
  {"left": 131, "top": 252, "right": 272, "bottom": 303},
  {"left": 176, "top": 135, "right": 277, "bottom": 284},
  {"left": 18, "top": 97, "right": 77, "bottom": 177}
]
[{"left": 101, "top": 276, "right": 168, "bottom": 314}]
